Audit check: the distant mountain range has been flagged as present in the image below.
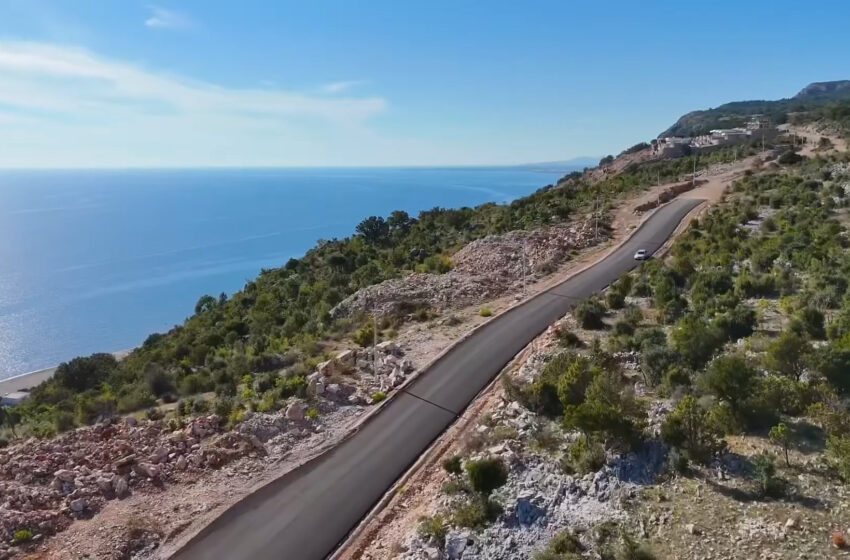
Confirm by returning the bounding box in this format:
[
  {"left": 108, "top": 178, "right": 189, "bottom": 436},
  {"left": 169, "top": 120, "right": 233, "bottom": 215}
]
[{"left": 660, "top": 80, "right": 850, "bottom": 137}]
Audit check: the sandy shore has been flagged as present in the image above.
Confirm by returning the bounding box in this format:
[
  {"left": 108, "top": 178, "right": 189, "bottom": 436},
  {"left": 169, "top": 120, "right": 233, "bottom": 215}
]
[{"left": 0, "top": 350, "right": 132, "bottom": 396}]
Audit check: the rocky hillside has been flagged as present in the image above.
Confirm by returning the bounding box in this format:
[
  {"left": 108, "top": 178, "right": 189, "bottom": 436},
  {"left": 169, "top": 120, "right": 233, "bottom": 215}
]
[{"left": 659, "top": 80, "right": 850, "bottom": 137}]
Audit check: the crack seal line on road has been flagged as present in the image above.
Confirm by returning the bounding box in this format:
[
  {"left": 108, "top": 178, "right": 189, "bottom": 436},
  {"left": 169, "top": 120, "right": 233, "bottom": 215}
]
[
  {"left": 400, "top": 389, "right": 461, "bottom": 417},
  {"left": 546, "top": 292, "right": 583, "bottom": 301}
]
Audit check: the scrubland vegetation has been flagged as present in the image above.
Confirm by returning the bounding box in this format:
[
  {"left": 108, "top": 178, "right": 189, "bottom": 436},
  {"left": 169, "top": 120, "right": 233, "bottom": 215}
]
[{"left": 1, "top": 143, "right": 753, "bottom": 439}]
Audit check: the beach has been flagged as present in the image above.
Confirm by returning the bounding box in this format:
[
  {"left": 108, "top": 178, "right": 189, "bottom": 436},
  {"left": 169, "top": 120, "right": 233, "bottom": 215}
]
[{"left": 0, "top": 350, "right": 132, "bottom": 396}]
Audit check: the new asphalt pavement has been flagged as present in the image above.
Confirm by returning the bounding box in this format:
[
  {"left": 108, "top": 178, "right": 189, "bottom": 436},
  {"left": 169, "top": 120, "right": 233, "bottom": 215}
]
[{"left": 171, "top": 197, "right": 704, "bottom": 560}]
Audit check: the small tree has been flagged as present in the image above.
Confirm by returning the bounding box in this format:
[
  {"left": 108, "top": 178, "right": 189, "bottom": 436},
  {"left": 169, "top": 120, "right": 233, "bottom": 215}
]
[
  {"left": 465, "top": 457, "right": 508, "bottom": 497},
  {"left": 671, "top": 316, "right": 723, "bottom": 370},
  {"left": 768, "top": 422, "right": 791, "bottom": 467},
  {"left": 700, "top": 354, "right": 757, "bottom": 416},
  {"left": 763, "top": 332, "right": 810, "bottom": 381},
  {"left": 661, "top": 396, "right": 724, "bottom": 464}
]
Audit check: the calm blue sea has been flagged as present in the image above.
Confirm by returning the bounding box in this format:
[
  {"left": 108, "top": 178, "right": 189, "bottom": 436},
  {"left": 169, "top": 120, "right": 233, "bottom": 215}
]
[{"left": 0, "top": 166, "right": 571, "bottom": 378}]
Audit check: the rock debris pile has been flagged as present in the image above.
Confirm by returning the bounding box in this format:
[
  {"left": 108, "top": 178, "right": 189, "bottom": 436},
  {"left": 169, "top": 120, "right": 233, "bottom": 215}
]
[
  {"left": 332, "top": 221, "right": 602, "bottom": 318},
  {"left": 308, "top": 343, "right": 416, "bottom": 401},
  {"left": 0, "top": 414, "right": 269, "bottom": 555}
]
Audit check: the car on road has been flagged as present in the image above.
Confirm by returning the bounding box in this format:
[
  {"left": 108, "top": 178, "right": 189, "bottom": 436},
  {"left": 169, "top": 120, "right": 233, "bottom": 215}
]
[{"left": 634, "top": 249, "right": 649, "bottom": 260}]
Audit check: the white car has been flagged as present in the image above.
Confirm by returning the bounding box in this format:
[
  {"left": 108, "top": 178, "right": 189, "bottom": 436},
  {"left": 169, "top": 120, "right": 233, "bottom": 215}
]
[{"left": 633, "top": 249, "right": 649, "bottom": 260}]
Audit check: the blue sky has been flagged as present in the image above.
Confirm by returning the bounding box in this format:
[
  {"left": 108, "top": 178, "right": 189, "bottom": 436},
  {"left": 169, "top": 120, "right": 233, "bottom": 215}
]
[{"left": 0, "top": 0, "right": 848, "bottom": 167}]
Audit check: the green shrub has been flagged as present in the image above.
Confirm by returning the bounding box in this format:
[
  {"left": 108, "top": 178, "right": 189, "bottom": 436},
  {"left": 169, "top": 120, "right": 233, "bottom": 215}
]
[
  {"left": 53, "top": 410, "right": 75, "bottom": 433},
  {"left": 306, "top": 407, "right": 320, "bottom": 420},
  {"left": 192, "top": 398, "right": 210, "bottom": 414},
  {"left": 565, "top": 435, "right": 606, "bottom": 474},
  {"left": 660, "top": 396, "right": 724, "bottom": 464},
  {"left": 762, "top": 331, "right": 810, "bottom": 381},
  {"left": 371, "top": 391, "right": 388, "bottom": 403},
  {"left": 117, "top": 384, "right": 157, "bottom": 414},
  {"left": 479, "top": 307, "right": 494, "bottom": 317},
  {"left": 769, "top": 422, "right": 791, "bottom": 466},
  {"left": 534, "top": 528, "right": 583, "bottom": 559},
  {"left": 826, "top": 435, "right": 850, "bottom": 481},
  {"left": 451, "top": 497, "right": 502, "bottom": 528},
  {"left": 631, "top": 280, "right": 652, "bottom": 297},
  {"left": 557, "top": 329, "right": 583, "bottom": 348},
  {"left": 548, "top": 529, "right": 583, "bottom": 554},
  {"left": 12, "top": 529, "right": 32, "bottom": 544},
  {"left": 700, "top": 353, "right": 758, "bottom": 416},
  {"left": 145, "top": 408, "right": 164, "bottom": 421},
  {"left": 465, "top": 457, "right": 508, "bottom": 496},
  {"left": 616, "top": 535, "right": 657, "bottom": 560},
  {"left": 574, "top": 299, "right": 606, "bottom": 330},
  {"left": 612, "top": 320, "right": 635, "bottom": 337},
  {"left": 640, "top": 345, "right": 677, "bottom": 388},
  {"left": 353, "top": 324, "right": 375, "bottom": 347},
  {"left": 180, "top": 373, "right": 212, "bottom": 396},
  {"left": 213, "top": 396, "right": 233, "bottom": 418},
  {"left": 752, "top": 453, "right": 784, "bottom": 497},
  {"left": 792, "top": 306, "right": 826, "bottom": 339},
  {"left": 417, "top": 514, "right": 448, "bottom": 547},
  {"left": 606, "top": 290, "right": 626, "bottom": 310},
  {"left": 442, "top": 455, "right": 463, "bottom": 476},
  {"left": 621, "top": 305, "right": 644, "bottom": 326}
]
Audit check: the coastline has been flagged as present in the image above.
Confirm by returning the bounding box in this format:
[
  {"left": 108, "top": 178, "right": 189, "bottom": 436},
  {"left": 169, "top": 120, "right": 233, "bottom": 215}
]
[{"left": 0, "top": 349, "right": 132, "bottom": 396}]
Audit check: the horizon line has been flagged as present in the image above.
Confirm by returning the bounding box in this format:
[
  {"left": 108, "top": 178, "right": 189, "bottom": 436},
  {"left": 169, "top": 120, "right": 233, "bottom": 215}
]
[{"left": 0, "top": 160, "right": 599, "bottom": 173}]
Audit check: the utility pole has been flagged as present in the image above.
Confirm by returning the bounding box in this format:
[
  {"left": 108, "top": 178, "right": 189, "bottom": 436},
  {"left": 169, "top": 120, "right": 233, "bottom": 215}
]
[
  {"left": 594, "top": 188, "right": 600, "bottom": 242},
  {"left": 521, "top": 240, "right": 527, "bottom": 296},
  {"left": 692, "top": 153, "right": 697, "bottom": 184},
  {"left": 373, "top": 308, "right": 382, "bottom": 391}
]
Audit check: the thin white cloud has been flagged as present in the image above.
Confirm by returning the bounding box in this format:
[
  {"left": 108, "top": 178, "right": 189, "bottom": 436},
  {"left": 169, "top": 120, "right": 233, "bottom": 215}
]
[
  {"left": 0, "top": 41, "right": 391, "bottom": 167},
  {"left": 321, "top": 80, "right": 366, "bottom": 94},
  {"left": 144, "top": 5, "right": 191, "bottom": 29}
]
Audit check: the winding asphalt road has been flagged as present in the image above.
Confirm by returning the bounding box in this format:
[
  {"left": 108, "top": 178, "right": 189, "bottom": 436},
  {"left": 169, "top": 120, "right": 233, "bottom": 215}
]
[{"left": 171, "top": 197, "right": 704, "bottom": 560}]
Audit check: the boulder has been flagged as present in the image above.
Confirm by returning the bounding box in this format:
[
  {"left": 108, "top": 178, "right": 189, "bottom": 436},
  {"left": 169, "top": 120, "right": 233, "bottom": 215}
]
[
  {"left": 53, "top": 469, "right": 76, "bottom": 483},
  {"left": 376, "top": 340, "right": 398, "bottom": 354},
  {"left": 176, "top": 455, "right": 188, "bottom": 471},
  {"left": 335, "top": 349, "right": 356, "bottom": 365},
  {"left": 69, "top": 498, "right": 87, "bottom": 514},
  {"left": 308, "top": 377, "right": 325, "bottom": 396},
  {"left": 113, "top": 476, "right": 130, "bottom": 498},
  {"left": 285, "top": 401, "right": 307, "bottom": 421},
  {"left": 114, "top": 453, "right": 137, "bottom": 469},
  {"left": 445, "top": 532, "right": 473, "bottom": 559},
  {"left": 317, "top": 360, "right": 335, "bottom": 377},
  {"left": 96, "top": 477, "right": 114, "bottom": 494},
  {"left": 149, "top": 446, "right": 169, "bottom": 464},
  {"left": 515, "top": 493, "right": 546, "bottom": 525},
  {"left": 133, "top": 462, "right": 161, "bottom": 479}
]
